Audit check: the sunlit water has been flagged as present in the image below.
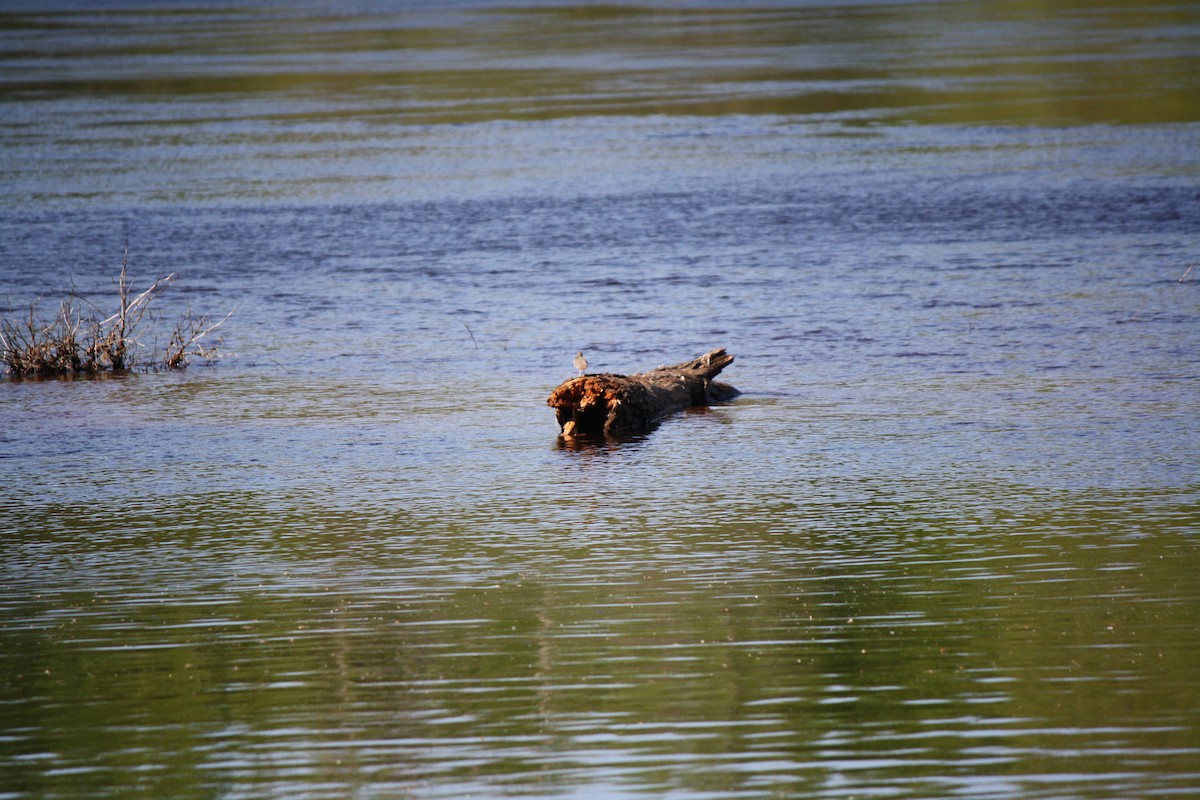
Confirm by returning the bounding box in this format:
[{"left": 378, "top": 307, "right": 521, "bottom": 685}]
[{"left": 2, "top": 2, "right": 1199, "bottom": 798}]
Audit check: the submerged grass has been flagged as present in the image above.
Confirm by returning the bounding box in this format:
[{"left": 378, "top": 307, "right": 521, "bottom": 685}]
[{"left": 1, "top": 249, "right": 232, "bottom": 379}]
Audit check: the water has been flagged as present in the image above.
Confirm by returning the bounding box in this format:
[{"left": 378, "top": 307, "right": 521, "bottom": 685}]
[{"left": 2, "top": 1, "right": 1199, "bottom": 798}]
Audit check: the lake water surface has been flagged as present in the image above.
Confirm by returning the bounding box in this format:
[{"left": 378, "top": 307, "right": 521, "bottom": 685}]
[{"left": 2, "top": 2, "right": 1199, "bottom": 798}]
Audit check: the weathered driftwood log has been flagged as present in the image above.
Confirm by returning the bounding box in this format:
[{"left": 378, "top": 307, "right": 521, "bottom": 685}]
[{"left": 548, "top": 348, "right": 739, "bottom": 437}]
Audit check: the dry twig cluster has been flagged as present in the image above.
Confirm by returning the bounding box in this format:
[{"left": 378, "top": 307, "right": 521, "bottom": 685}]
[{"left": 1, "top": 250, "right": 232, "bottom": 378}]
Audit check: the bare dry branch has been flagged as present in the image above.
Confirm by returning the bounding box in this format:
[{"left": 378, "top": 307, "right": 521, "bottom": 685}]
[{"left": 1, "top": 253, "right": 231, "bottom": 379}]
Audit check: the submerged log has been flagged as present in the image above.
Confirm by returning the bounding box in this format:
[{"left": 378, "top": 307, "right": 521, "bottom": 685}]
[{"left": 547, "top": 347, "right": 739, "bottom": 437}]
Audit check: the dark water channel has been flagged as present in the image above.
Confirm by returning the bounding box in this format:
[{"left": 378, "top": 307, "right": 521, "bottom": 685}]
[{"left": 2, "top": 2, "right": 1199, "bottom": 798}]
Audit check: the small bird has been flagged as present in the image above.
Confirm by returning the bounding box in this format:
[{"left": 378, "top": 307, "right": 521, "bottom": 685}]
[{"left": 573, "top": 351, "right": 588, "bottom": 377}]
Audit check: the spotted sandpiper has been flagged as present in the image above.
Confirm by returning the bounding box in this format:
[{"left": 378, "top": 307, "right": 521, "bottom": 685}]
[{"left": 573, "top": 351, "right": 588, "bottom": 377}]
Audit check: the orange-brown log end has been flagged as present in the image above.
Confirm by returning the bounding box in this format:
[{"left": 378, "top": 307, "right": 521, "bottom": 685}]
[{"left": 547, "top": 374, "right": 626, "bottom": 436}]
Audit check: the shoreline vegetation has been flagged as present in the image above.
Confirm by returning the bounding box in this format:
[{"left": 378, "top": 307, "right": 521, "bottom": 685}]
[{"left": 0, "top": 250, "right": 232, "bottom": 379}]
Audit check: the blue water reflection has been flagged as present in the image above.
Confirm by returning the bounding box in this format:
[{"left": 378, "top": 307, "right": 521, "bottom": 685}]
[{"left": 2, "top": 1, "right": 1199, "bottom": 799}]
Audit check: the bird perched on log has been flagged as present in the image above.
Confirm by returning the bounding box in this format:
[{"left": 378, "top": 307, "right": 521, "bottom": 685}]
[
  {"left": 573, "top": 351, "right": 588, "bottom": 376},
  {"left": 549, "top": 347, "right": 738, "bottom": 438}
]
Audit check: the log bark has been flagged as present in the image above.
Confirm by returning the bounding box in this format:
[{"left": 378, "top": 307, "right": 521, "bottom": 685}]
[{"left": 547, "top": 347, "right": 738, "bottom": 437}]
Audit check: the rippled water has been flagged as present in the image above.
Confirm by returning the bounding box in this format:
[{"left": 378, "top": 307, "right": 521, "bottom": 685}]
[{"left": 2, "top": 2, "right": 1199, "bottom": 798}]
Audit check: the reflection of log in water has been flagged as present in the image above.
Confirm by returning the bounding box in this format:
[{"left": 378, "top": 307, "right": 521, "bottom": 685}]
[{"left": 547, "top": 348, "right": 739, "bottom": 438}]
